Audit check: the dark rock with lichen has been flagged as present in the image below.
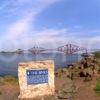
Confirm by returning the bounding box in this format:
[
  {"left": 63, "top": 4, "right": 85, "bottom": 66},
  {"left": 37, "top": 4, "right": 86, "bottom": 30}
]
[
  {"left": 55, "top": 54, "right": 100, "bottom": 81},
  {"left": 67, "top": 54, "right": 100, "bottom": 81}
]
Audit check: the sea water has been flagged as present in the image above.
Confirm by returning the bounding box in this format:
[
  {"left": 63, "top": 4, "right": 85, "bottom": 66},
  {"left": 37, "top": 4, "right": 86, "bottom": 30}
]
[{"left": 0, "top": 52, "right": 81, "bottom": 76}]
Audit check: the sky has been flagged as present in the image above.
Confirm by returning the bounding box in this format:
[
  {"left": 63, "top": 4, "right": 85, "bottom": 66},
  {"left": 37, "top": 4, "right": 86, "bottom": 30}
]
[{"left": 0, "top": 0, "right": 100, "bottom": 51}]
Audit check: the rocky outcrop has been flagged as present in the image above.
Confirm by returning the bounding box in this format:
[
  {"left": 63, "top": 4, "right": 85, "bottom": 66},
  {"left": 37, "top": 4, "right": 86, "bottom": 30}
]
[
  {"left": 69, "top": 54, "right": 100, "bottom": 81},
  {"left": 55, "top": 54, "right": 100, "bottom": 81}
]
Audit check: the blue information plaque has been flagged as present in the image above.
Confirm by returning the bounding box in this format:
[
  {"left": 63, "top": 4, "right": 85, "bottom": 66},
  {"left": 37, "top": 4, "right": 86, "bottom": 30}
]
[{"left": 26, "top": 69, "right": 48, "bottom": 85}]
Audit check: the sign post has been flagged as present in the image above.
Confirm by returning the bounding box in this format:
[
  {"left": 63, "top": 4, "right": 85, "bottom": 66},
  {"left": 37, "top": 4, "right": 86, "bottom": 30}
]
[{"left": 18, "top": 60, "right": 55, "bottom": 99}]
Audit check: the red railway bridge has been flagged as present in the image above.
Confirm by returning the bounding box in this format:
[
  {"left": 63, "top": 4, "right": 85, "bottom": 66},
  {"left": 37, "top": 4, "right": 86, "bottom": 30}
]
[{"left": 28, "top": 44, "right": 87, "bottom": 54}]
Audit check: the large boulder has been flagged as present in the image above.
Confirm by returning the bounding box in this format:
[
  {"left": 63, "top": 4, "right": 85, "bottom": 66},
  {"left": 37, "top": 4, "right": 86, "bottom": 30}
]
[{"left": 57, "top": 83, "right": 78, "bottom": 100}]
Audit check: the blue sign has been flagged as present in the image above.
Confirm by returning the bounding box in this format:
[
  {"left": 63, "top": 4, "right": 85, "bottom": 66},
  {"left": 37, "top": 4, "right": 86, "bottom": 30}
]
[{"left": 26, "top": 69, "right": 48, "bottom": 85}]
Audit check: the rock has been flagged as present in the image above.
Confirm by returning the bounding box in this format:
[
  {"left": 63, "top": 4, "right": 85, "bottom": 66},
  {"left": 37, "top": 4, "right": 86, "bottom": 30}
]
[
  {"left": 66, "top": 54, "right": 100, "bottom": 81},
  {"left": 55, "top": 68, "right": 69, "bottom": 77},
  {"left": 57, "top": 83, "right": 77, "bottom": 100},
  {"left": 62, "top": 84, "right": 77, "bottom": 93},
  {"left": 57, "top": 91, "right": 72, "bottom": 99}
]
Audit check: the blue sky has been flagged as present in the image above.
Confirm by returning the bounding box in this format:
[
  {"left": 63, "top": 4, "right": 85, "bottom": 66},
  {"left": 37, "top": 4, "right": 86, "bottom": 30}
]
[{"left": 0, "top": 0, "right": 100, "bottom": 51}]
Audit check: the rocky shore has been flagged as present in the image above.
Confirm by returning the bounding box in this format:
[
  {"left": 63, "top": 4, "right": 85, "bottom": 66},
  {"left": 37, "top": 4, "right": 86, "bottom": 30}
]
[
  {"left": 0, "top": 53, "right": 100, "bottom": 100},
  {"left": 55, "top": 53, "right": 100, "bottom": 100}
]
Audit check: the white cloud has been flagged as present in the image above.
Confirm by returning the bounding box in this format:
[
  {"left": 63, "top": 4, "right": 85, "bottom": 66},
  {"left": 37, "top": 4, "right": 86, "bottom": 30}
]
[
  {"left": 12, "top": 28, "right": 68, "bottom": 49},
  {"left": 0, "top": 0, "right": 100, "bottom": 51},
  {"left": 0, "top": 0, "right": 58, "bottom": 16},
  {"left": 86, "top": 36, "right": 100, "bottom": 49},
  {"left": 0, "top": 0, "right": 60, "bottom": 51},
  {"left": 5, "top": 13, "right": 34, "bottom": 40},
  {"left": 1, "top": 26, "right": 100, "bottom": 51},
  {"left": 6, "top": 28, "right": 86, "bottom": 50}
]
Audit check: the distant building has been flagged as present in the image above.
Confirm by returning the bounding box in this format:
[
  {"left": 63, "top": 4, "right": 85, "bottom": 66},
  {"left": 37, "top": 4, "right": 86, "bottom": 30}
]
[{"left": 16, "top": 49, "right": 24, "bottom": 53}]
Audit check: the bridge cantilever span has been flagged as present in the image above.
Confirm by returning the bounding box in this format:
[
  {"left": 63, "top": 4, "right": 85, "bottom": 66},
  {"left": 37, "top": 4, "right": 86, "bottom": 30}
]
[
  {"left": 28, "top": 47, "right": 46, "bottom": 54},
  {"left": 28, "top": 44, "right": 87, "bottom": 54},
  {"left": 56, "top": 44, "right": 87, "bottom": 54}
]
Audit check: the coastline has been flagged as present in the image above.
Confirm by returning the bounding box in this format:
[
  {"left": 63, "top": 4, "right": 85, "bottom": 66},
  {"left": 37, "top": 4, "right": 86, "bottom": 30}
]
[{"left": 0, "top": 54, "right": 100, "bottom": 100}]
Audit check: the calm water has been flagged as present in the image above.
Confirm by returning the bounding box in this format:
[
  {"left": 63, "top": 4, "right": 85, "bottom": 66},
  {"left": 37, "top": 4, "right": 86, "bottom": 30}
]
[{"left": 0, "top": 52, "right": 81, "bottom": 77}]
